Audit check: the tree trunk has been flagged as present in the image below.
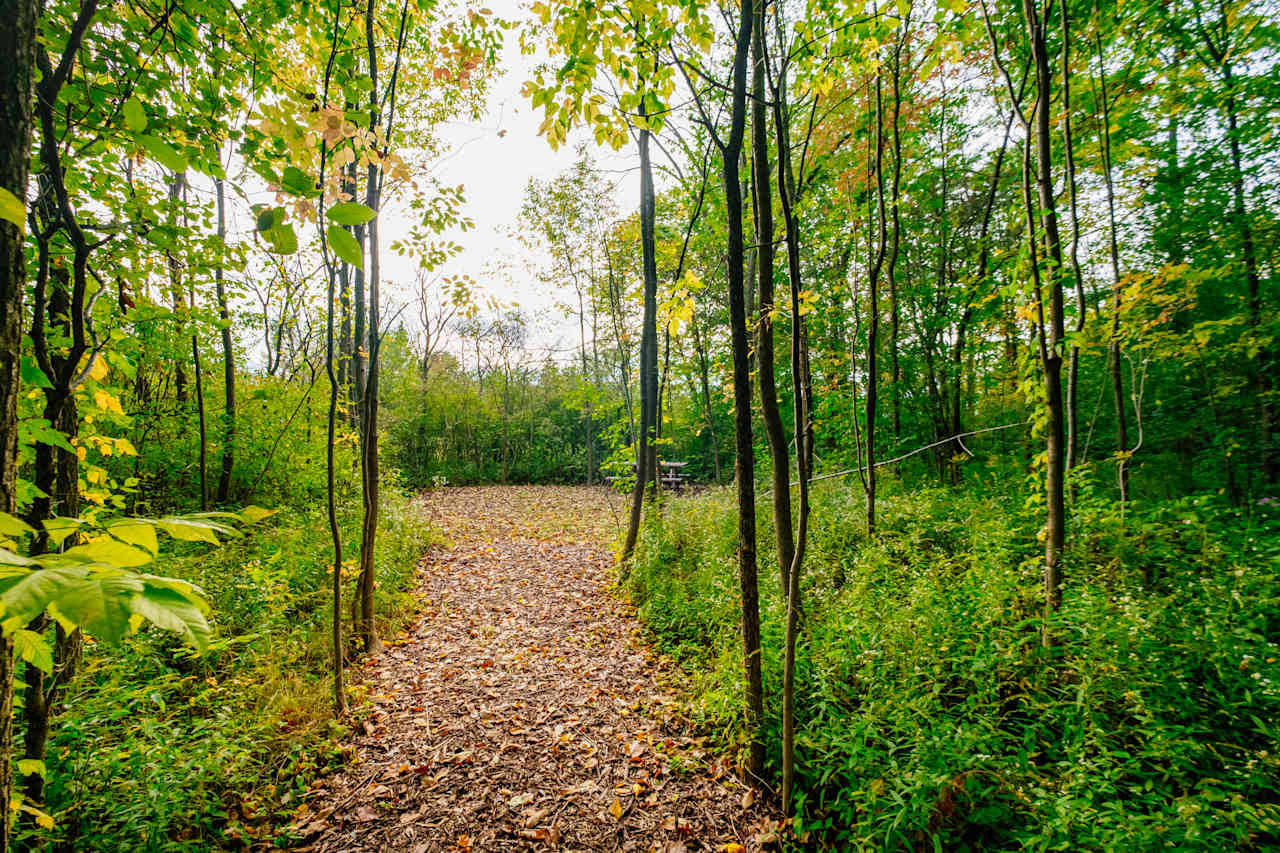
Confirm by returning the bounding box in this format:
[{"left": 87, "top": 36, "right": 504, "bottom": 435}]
[
  {"left": 622, "top": 120, "right": 659, "bottom": 565},
  {"left": 1093, "top": 21, "right": 1129, "bottom": 502},
  {"left": 751, "top": 1, "right": 794, "bottom": 595},
  {"left": 1062, "top": 2, "right": 1086, "bottom": 491},
  {"left": 866, "top": 68, "right": 888, "bottom": 535},
  {"left": 0, "top": 7, "right": 36, "bottom": 840},
  {"left": 1021, "top": 0, "right": 1068, "bottom": 637},
  {"left": 214, "top": 174, "right": 235, "bottom": 504},
  {"left": 722, "top": 0, "right": 765, "bottom": 781}
]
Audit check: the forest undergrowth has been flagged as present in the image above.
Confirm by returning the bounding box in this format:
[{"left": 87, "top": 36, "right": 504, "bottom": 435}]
[
  {"left": 629, "top": 476, "right": 1280, "bottom": 850},
  {"left": 31, "top": 492, "right": 438, "bottom": 853}
]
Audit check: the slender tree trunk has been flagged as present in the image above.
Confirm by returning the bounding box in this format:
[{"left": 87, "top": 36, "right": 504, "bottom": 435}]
[
  {"left": 1022, "top": 0, "right": 1068, "bottom": 637},
  {"left": 193, "top": 332, "right": 208, "bottom": 510},
  {"left": 693, "top": 321, "right": 722, "bottom": 482},
  {"left": 214, "top": 175, "right": 235, "bottom": 503},
  {"left": 1094, "top": 22, "right": 1129, "bottom": 501},
  {"left": 1062, "top": 2, "right": 1086, "bottom": 491},
  {"left": 866, "top": 68, "right": 889, "bottom": 534},
  {"left": 770, "top": 30, "right": 811, "bottom": 813},
  {"left": 752, "top": 0, "right": 794, "bottom": 595},
  {"left": 622, "top": 121, "right": 659, "bottom": 565},
  {"left": 722, "top": 0, "right": 765, "bottom": 780},
  {"left": 888, "top": 28, "right": 906, "bottom": 441}
]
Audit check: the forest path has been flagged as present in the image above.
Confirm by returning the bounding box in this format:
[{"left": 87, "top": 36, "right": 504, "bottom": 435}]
[{"left": 293, "top": 486, "right": 776, "bottom": 853}]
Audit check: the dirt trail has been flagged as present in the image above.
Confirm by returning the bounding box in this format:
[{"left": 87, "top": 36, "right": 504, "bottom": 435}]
[{"left": 294, "top": 486, "right": 777, "bottom": 853}]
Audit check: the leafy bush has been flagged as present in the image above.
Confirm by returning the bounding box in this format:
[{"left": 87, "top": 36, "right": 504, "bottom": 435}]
[
  {"left": 31, "top": 488, "right": 438, "bottom": 852},
  {"left": 628, "top": 479, "right": 1280, "bottom": 850}
]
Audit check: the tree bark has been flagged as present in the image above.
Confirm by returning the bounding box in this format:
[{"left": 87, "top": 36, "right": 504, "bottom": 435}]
[
  {"left": 214, "top": 174, "right": 235, "bottom": 504},
  {"left": 622, "top": 120, "right": 659, "bottom": 566},
  {"left": 722, "top": 0, "right": 765, "bottom": 781},
  {"left": 751, "top": 0, "right": 794, "bottom": 596},
  {"left": 0, "top": 2, "right": 37, "bottom": 841}
]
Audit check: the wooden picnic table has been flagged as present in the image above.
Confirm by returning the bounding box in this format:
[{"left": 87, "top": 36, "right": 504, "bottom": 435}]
[{"left": 604, "top": 460, "right": 690, "bottom": 491}]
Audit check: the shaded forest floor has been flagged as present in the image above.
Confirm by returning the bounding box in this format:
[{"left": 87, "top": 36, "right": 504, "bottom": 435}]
[{"left": 291, "top": 486, "right": 777, "bottom": 852}]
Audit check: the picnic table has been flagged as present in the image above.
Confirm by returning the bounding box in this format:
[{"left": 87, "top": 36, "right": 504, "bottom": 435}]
[{"left": 603, "top": 460, "right": 690, "bottom": 491}]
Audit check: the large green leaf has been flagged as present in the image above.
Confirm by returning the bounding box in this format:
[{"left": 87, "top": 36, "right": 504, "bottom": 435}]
[
  {"left": 63, "top": 537, "right": 153, "bottom": 568},
  {"left": 122, "top": 96, "right": 147, "bottom": 132},
  {"left": 238, "top": 506, "right": 277, "bottom": 524},
  {"left": 106, "top": 519, "right": 159, "bottom": 555},
  {"left": 0, "top": 549, "right": 35, "bottom": 567},
  {"left": 55, "top": 572, "right": 144, "bottom": 644},
  {"left": 12, "top": 629, "right": 53, "bottom": 674},
  {"left": 137, "top": 135, "right": 188, "bottom": 172},
  {"left": 0, "top": 512, "right": 34, "bottom": 539},
  {"left": 43, "top": 517, "right": 83, "bottom": 549},
  {"left": 138, "top": 573, "right": 209, "bottom": 614},
  {"left": 327, "top": 224, "right": 363, "bottom": 269},
  {"left": 327, "top": 201, "right": 376, "bottom": 225},
  {"left": 280, "top": 166, "right": 318, "bottom": 198},
  {"left": 263, "top": 222, "right": 298, "bottom": 255},
  {"left": 0, "top": 565, "right": 92, "bottom": 628},
  {"left": 132, "top": 585, "right": 211, "bottom": 651},
  {"left": 155, "top": 517, "right": 235, "bottom": 545}
]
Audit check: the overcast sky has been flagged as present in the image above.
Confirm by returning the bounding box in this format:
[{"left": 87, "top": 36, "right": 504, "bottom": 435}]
[{"left": 379, "top": 0, "right": 641, "bottom": 359}]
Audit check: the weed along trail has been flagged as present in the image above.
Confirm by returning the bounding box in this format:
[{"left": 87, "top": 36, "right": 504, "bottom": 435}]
[{"left": 293, "top": 486, "right": 776, "bottom": 852}]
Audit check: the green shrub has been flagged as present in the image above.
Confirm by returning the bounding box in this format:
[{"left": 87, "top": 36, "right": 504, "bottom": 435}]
[
  {"left": 31, "top": 488, "right": 438, "bottom": 852},
  {"left": 628, "top": 479, "right": 1280, "bottom": 850}
]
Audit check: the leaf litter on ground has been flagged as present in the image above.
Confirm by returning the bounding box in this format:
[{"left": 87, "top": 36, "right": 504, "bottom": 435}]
[{"left": 286, "top": 486, "right": 780, "bottom": 852}]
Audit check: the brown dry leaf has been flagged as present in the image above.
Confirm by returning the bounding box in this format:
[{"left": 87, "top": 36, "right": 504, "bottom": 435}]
[
  {"left": 286, "top": 488, "right": 779, "bottom": 852},
  {"left": 741, "top": 788, "right": 756, "bottom": 809}
]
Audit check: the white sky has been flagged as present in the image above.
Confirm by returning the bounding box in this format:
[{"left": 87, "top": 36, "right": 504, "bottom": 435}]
[{"left": 379, "top": 0, "right": 640, "bottom": 359}]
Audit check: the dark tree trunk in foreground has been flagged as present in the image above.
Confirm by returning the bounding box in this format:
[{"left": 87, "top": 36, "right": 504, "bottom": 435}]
[{"left": 0, "top": 0, "right": 38, "bottom": 844}]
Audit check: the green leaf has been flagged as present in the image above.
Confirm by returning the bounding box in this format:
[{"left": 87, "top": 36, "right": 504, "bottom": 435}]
[
  {"left": 12, "top": 631, "right": 52, "bottom": 674},
  {"left": 280, "top": 166, "right": 318, "bottom": 198},
  {"left": 138, "top": 574, "right": 209, "bottom": 614},
  {"left": 0, "top": 549, "right": 35, "bottom": 567},
  {"left": 122, "top": 97, "right": 147, "bottom": 132},
  {"left": 137, "top": 135, "right": 188, "bottom": 172},
  {"left": 327, "top": 201, "right": 376, "bottom": 225},
  {"left": 62, "top": 537, "right": 154, "bottom": 568},
  {"left": 106, "top": 519, "right": 159, "bottom": 555},
  {"left": 255, "top": 207, "right": 283, "bottom": 232},
  {"left": 15, "top": 759, "right": 46, "bottom": 781},
  {"left": 42, "top": 517, "right": 82, "bottom": 549},
  {"left": 0, "top": 512, "right": 34, "bottom": 539},
  {"left": 264, "top": 222, "right": 297, "bottom": 255},
  {"left": 327, "top": 225, "right": 363, "bottom": 269},
  {"left": 19, "top": 356, "right": 51, "bottom": 388},
  {"left": 238, "top": 506, "right": 277, "bottom": 524},
  {"left": 0, "top": 187, "right": 25, "bottom": 232},
  {"left": 155, "top": 517, "right": 234, "bottom": 545},
  {"left": 0, "top": 565, "right": 92, "bottom": 628},
  {"left": 54, "top": 572, "right": 144, "bottom": 644},
  {"left": 132, "top": 584, "right": 211, "bottom": 651}
]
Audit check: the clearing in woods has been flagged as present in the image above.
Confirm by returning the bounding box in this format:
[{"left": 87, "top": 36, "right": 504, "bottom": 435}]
[{"left": 294, "top": 485, "right": 777, "bottom": 852}]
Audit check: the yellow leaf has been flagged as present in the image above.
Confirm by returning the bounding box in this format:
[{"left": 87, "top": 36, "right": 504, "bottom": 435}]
[
  {"left": 610, "top": 798, "right": 623, "bottom": 820},
  {"left": 0, "top": 187, "right": 25, "bottom": 233}
]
